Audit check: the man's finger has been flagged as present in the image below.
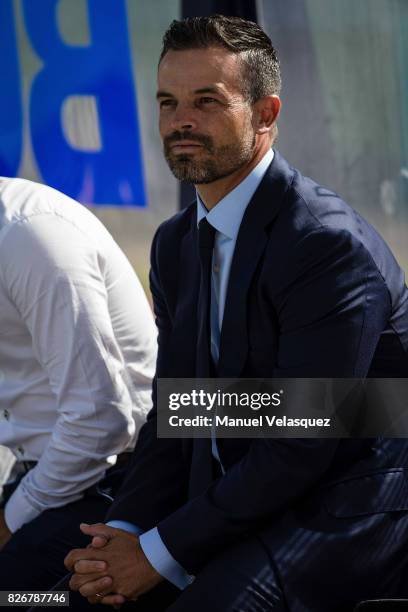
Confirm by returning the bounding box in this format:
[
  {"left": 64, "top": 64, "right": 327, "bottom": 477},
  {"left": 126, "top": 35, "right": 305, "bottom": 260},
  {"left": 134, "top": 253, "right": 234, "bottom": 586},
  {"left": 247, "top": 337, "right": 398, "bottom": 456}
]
[
  {"left": 89, "top": 593, "right": 127, "bottom": 607},
  {"left": 69, "top": 572, "right": 109, "bottom": 591},
  {"left": 73, "top": 559, "right": 107, "bottom": 574},
  {"left": 64, "top": 547, "right": 106, "bottom": 571},
  {"left": 79, "top": 575, "right": 113, "bottom": 598},
  {"left": 91, "top": 534, "right": 109, "bottom": 548},
  {"left": 80, "top": 522, "right": 116, "bottom": 539},
  {"left": 64, "top": 549, "right": 84, "bottom": 571}
]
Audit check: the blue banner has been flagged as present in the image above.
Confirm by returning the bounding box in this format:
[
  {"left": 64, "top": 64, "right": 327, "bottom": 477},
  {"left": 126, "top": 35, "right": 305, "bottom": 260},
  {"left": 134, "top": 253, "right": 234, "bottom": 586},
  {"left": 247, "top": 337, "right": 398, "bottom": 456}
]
[{"left": 1, "top": 0, "right": 146, "bottom": 206}]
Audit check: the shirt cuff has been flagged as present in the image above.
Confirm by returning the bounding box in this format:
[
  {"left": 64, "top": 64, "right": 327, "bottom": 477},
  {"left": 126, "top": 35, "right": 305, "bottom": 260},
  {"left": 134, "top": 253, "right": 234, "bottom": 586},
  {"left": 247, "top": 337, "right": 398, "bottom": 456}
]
[
  {"left": 139, "top": 527, "right": 194, "bottom": 590},
  {"left": 4, "top": 484, "right": 40, "bottom": 533},
  {"left": 106, "top": 520, "right": 144, "bottom": 536}
]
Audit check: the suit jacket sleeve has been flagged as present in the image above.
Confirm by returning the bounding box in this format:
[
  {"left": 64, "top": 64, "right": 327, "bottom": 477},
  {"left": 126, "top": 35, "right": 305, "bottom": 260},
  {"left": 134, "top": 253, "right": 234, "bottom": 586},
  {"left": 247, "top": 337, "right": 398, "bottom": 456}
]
[
  {"left": 106, "top": 225, "right": 188, "bottom": 529},
  {"left": 156, "top": 227, "right": 391, "bottom": 574}
]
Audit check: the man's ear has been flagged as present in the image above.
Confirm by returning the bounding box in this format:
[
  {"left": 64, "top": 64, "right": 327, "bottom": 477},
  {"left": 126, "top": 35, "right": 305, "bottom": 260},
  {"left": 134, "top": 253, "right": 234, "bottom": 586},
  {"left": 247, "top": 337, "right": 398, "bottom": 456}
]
[{"left": 254, "top": 95, "right": 281, "bottom": 135}]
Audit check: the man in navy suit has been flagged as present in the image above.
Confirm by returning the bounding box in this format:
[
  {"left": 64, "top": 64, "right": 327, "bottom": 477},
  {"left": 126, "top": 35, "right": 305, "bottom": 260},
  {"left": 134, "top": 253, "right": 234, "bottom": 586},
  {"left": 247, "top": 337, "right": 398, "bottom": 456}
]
[{"left": 65, "top": 15, "right": 408, "bottom": 611}]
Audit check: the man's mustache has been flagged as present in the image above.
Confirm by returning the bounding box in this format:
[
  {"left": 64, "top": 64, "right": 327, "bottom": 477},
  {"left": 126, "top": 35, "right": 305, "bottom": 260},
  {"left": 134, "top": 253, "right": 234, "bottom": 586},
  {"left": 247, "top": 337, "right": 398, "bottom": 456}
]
[{"left": 164, "top": 132, "right": 214, "bottom": 152}]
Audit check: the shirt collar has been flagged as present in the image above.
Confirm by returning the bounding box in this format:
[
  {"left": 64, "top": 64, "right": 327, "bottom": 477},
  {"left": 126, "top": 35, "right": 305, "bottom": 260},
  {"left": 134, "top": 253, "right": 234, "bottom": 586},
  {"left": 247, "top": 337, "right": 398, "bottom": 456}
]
[{"left": 196, "top": 148, "right": 274, "bottom": 240}]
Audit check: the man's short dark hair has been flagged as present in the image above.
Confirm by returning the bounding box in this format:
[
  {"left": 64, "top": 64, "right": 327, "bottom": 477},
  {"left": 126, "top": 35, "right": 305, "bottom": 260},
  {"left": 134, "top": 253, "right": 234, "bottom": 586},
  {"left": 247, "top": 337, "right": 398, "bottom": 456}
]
[{"left": 159, "top": 14, "right": 281, "bottom": 103}]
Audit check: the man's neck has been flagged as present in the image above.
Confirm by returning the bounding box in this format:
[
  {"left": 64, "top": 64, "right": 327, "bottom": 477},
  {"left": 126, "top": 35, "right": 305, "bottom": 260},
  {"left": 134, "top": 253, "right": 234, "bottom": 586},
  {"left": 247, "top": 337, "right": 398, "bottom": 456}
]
[{"left": 195, "top": 143, "right": 271, "bottom": 210}]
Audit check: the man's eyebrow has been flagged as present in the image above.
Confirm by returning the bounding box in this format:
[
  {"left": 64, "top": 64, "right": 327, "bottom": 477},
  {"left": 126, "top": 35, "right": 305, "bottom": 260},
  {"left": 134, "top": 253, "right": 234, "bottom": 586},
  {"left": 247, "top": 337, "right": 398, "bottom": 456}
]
[
  {"left": 156, "top": 90, "right": 174, "bottom": 100},
  {"left": 156, "top": 86, "right": 225, "bottom": 100},
  {"left": 194, "top": 87, "right": 224, "bottom": 95}
]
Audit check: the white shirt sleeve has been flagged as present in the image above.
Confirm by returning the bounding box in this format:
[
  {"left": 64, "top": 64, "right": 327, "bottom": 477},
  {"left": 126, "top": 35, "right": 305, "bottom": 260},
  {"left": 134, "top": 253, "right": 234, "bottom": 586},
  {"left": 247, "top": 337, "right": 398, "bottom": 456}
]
[{"left": 0, "top": 214, "right": 138, "bottom": 532}]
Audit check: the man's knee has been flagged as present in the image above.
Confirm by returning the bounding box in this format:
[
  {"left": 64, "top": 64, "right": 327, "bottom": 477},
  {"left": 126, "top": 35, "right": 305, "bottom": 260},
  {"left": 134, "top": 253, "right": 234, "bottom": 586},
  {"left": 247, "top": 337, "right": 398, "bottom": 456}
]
[{"left": 166, "top": 537, "right": 286, "bottom": 612}]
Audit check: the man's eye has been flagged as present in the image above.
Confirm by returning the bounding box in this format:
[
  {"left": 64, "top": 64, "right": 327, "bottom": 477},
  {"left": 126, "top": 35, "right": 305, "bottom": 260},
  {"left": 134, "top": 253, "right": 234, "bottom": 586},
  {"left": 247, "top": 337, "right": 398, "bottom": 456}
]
[
  {"left": 198, "top": 97, "right": 217, "bottom": 104},
  {"left": 160, "top": 99, "right": 176, "bottom": 108}
]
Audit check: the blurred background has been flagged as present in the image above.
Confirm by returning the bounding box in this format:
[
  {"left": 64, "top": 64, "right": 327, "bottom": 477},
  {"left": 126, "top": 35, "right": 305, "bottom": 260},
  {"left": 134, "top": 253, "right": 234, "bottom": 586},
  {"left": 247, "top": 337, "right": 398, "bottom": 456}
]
[{"left": 1, "top": 0, "right": 407, "bottom": 475}]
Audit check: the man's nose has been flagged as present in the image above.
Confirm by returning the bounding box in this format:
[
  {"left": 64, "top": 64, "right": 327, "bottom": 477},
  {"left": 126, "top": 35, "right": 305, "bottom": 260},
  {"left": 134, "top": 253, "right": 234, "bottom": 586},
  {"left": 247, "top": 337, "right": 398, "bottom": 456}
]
[{"left": 170, "top": 104, "right": 197, "bottom": 132}]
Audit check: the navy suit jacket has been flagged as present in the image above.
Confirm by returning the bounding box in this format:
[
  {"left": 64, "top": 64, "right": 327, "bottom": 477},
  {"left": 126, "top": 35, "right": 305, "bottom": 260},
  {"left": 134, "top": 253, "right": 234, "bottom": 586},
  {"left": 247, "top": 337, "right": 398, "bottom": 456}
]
[{"left": 108, "top": 151, "right": 408, "bottom": 609}]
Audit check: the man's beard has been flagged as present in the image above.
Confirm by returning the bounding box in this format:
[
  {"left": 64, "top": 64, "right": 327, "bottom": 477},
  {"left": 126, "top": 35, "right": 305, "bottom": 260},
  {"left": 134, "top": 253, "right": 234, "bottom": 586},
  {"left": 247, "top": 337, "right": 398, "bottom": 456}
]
[{"left": 163, "top": 130, "right": 255, "bottom": 184}]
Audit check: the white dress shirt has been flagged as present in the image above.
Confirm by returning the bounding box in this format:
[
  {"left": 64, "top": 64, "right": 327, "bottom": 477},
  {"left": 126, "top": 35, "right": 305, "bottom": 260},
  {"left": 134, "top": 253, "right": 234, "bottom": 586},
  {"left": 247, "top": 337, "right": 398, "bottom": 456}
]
[{"left": 0, "top": 177, "right": 157, "bottom": 533}]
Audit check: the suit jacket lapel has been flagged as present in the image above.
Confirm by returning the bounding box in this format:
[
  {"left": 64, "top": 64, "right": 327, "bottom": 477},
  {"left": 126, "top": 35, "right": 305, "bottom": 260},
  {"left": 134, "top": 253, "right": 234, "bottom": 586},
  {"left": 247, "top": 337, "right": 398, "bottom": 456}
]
[{"left": 217, "top": 151, "right": 294, "bottom": 377}]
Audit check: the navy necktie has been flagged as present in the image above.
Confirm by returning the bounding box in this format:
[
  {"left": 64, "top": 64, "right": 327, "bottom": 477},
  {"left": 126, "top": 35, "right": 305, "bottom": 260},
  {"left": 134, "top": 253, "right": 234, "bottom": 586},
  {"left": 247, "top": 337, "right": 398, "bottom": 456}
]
[
  {"left": 196, "top": 218, "right": 216, "bottom": 377},
  {"left": 189, "top": 218, "right": 216, "bottom": 499}
]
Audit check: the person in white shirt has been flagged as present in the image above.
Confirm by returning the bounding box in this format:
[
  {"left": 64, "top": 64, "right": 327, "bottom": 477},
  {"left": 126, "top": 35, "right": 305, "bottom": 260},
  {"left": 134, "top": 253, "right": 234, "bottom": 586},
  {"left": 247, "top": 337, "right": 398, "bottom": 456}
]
[{"left": 0, "top": 177, "right": 157, "bottom": 591}]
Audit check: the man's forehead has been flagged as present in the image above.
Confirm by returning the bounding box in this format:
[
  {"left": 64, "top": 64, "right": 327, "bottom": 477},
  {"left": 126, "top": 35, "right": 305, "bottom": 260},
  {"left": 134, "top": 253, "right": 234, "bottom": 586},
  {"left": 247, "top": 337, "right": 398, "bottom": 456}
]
[{"left": 157, "top": 47, "right": 242, "bottom": 94}]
